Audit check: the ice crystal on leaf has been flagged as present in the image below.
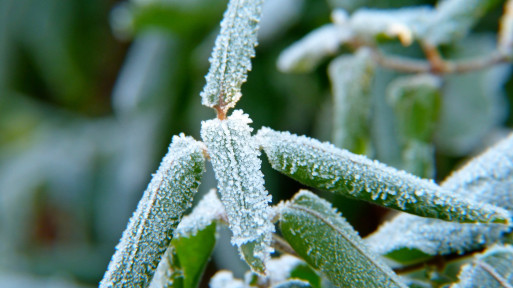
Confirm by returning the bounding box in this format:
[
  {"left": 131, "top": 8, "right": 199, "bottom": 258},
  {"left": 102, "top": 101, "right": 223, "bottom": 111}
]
[
  {"left": 201, "top": 110, "right": 274, "bottom": 274},
  {"left": 256, "top": 127, "right": 510, "bottom": 224},
  {"left": 100, "top": 134, "right": 206, "bottom": 288},
  {"left": 366, "top": 133, "right": 513, "bottom": 261},
  {"left": 200, "top": 0, "right": 264, "bottom": 113}
]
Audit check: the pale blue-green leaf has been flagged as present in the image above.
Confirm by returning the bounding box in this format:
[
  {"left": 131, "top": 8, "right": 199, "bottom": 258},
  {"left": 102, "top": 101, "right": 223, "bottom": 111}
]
[
  {"left": 366, "top": 133, "right": 513, "bottom": 262},
  {"left": 499, "top": 0, "right": 513, "bottom": 56},
  {"left": 277, "top": 24, "right": 351, "bottom": 73},
  {"left": 329, "top": 48, "right": 375, "bottom": 155},
  {"left": 200, "top": 0, "right": 264, "bottom": 111},
  {"left": 256, "top": 127, "right": 510, "bottom": 223},
  {"left": 422, "top": 0, "right": 503, "bottom": 45},
  {"left": 451, "top": 245, "right": 513, "bottom": 288},
  {"left": 279, "top": 190, "right": 406, "bottom": 288},
  {"left": 201, "top": 110, "right": 274, "bottom": 274},
  {"left": 435, "top": 35, "right": 510, "bottom": 155},
  {"left": 386, "top": 74, "right": 441, "bottom": 178},
  {"left": 100, "top": 134, "right": 206, "bottom": 288},
  {"left": 271, "top": 279, "right": 312, "bottom": 288}
]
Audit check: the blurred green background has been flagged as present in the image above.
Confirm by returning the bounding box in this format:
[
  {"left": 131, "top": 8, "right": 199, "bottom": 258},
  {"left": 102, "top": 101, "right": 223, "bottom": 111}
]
[{"left": 0, "top": 0, "right": 512, "bottom": 287}]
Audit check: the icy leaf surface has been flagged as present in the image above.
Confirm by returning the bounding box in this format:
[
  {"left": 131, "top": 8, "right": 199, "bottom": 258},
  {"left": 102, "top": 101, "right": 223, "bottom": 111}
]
[
  {"left": 200, "top": 0, "right": 264, "bottom": 112},
  {"left": 174, "top": 189, "right": 225, "bottom": 239},
  {"left": 100, "top": 134, "right": 206, "bottom": 288},
  {"left": 279, "top": 190, "right": 406, "bottom": 288},
  {"left": 451, "top": 245, "right": 513, "bottom": 288},
  {"left": 422, "top": 0, "right": 502, "bottom": 45},
  {"left": 201, "top": 110, "right": 274, "bottom": 274},
  {"left": 366, "top": 133, "right": 513, "bottom": 261},
  {"left": 210, "top": 271, "right": 246, "bottom": 288},
  {"left": 328, "top": 48, "right": 375, "bottom": 155},
  {"left": 277, "top": 24, "right": 351, "bottom": 73},
  {"left": 272, "top": 279, "right": 312, "bottom": 288},
  {"left": 256, "top": 127, "right": 510, "bottom": 223}
]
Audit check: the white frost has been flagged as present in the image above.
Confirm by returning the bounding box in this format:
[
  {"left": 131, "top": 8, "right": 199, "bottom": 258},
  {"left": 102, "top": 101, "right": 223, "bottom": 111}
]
[{"left": 201, "top": 110, "right": 274, "bottom": 272}]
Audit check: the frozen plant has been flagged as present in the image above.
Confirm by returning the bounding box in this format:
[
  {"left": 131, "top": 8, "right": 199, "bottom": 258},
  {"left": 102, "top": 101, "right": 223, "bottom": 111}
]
[{"left": 101, "top": 0, "right": 513, "bottom": 287}]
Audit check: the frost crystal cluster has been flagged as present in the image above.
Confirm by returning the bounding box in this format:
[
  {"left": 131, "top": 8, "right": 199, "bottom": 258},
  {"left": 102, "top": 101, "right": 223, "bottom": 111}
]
[
  {"left": 200, "top": 0, "right": 264, "bottom": 112},
  {"left": 100, "top": 135, "right": 205, "bottom": 287},
  {"left": 201, "top": 110, "right": 274, "bottom": 273},
  {"left": 256, "top": 127, "right": 509, "bottom": 223}
]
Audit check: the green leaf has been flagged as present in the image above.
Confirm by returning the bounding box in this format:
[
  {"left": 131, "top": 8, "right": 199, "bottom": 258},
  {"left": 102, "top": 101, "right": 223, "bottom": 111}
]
[
  {"left": 256, "top": 127, "right": 510, "bottom": 224},
  {"left": 452, "top": 245, "right": 513, "bottom": 288},
  {"left": 499, "top": 1, "right": 513, "bottom": 56},
  {"left": 100, "top": 134, "right": 206, "bottom": 288},
  {"left": 329, "top": 48, "right": 375, "bottom": 155},
  {"left": 386, "top": 74, "right": 441, "bottom": 178},
  {"left": 272, "top": 279, "right": 312, "bottom": 288},
  {"left": 279, "top": 190, "right": 406, "bottom": 288},
  {"left": 201, "top": 0, "right": 264, "bottom": 112},
  {"left": 201, "top": 110, "right": 274, "bottom": 274}
]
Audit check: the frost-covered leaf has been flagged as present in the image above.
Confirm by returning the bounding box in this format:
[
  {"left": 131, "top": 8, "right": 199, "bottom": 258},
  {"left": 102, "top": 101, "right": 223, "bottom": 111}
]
[
  {"left": 451, "top": 245, "right": 513, "bottom": 288},
  {"left": 435, "top": 35, "right": 510, "bottom": 156},
  {"left": 499, "top": 0, "right": 513, "bottom": 56},
  {"left": 422, "top": 0, "right": 503, "bottom": 45},
  {"left": 272, "top": 279, "right": 312, "bottom": 288},
  {"left": 256, "top": 127, "right": 510, "bottom": 223},
  {"left": 387, "top": 74, "right": 441, "bottom": 178},
  {"left": 209, "top": 271, "right": 245, "bottom": 288},
  {"left": 349, "top": 7, "right": 432, "bottom": 46},
  {"left": 200, "top": 0, "right": 264, "bottom": 112},
  {"left": 100, "top": 134, "right": 206, "bottom": 288},
  {"left": 329, "top": 48, "right": 375, "bottom": 155},
  {"left": 279, "top": 190, "right": 406, "bottom": 288},
  {"left": 201, "top": 110, "right": 274, "bottom": 274},
  {"left": 277, "top": 24, "right": 351, "bottom": 73},
  {"left": 366, "top": 133, "right": 513, "bottom": 263}
]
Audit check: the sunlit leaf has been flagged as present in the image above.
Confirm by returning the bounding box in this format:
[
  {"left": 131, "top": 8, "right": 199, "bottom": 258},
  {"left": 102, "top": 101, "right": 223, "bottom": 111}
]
[
  {"left": 279, "top": 190, "right": 406, "bottom": 288},
  {"left": 256, "top": 127, "right": 510, "bottom": 223}
]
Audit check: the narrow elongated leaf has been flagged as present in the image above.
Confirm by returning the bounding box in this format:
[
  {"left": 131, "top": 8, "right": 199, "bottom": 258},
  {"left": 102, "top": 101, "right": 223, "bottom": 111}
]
[
  {"left": 256, "top": 127, "right": 510, "bottom": 223},
  {"left": 422, "top": 0, "right": 503, "bottom": 45},
  {"left": 247, "top": 254, "right": 320, "bottom": 287},
  {"left": 366, "top": 133, "right": 513, "bottom": 262},
  {"left": 279, "top": 190, "right": 406, "bottom": 288},
  {"left": 201, "top": 110, "right": 274, "bottom": 274},
  {"left": 329, "top": 48, "right": 375, "bottom": 155},
  {"left": 100, "top": 134, "right": 206, "bottom": 288},
  {"left": 451, "top": 245, "right": 513, "bottom": 288},
  {"left": 200, "top": 0, "right": 264, "bottom": 112}
]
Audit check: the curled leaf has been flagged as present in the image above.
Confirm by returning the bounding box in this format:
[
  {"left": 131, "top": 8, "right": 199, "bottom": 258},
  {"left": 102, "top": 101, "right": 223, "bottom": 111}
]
[
  {"left": 256, "top": 127, "right": 510, "bottom": 224},
  {"left": 100, "top": 134, "right": 206, "bottom": 288}
]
